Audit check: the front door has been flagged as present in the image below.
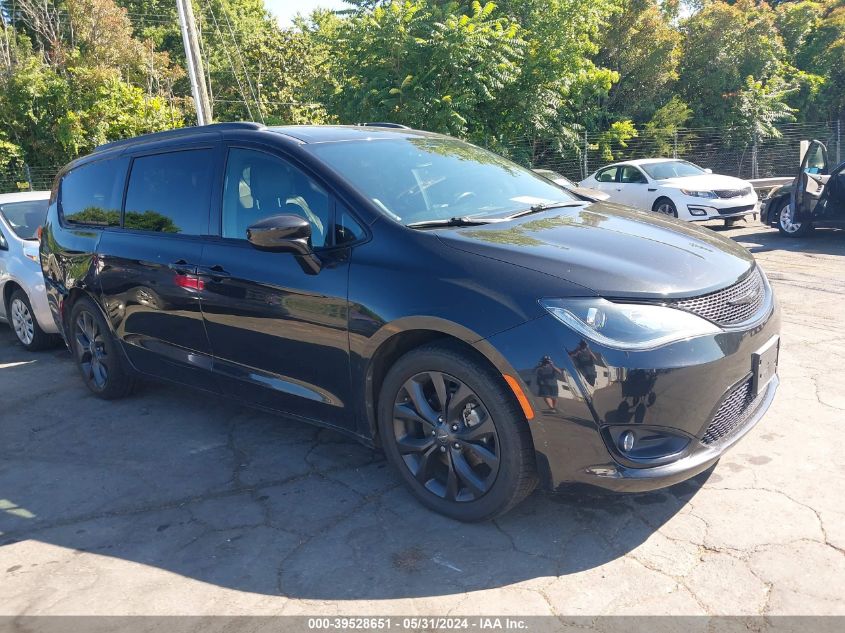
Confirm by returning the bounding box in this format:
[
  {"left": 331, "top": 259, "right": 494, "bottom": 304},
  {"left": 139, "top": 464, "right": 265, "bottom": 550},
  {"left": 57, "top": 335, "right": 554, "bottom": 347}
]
[
  {"left": 792, "top": 140, "right": 829, "bottom": 222},
  {"left": 97, "top": 146, "right": 219, "bottom": 389},
  {"left": 199, "top": 146, "right": 355, "bottom": 429},
  {"left": 616, "top": 165, "right": 652, "bottom": 210}
]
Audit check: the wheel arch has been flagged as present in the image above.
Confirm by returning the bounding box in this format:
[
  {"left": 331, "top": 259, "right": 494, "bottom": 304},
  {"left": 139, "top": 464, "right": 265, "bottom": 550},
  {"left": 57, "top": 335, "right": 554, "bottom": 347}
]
[
  {"left": 2, "top": 278, "right": 24, "bottom": 314},
  {"left": 361, "top": 319, "right": 525, "bottom": 446}
]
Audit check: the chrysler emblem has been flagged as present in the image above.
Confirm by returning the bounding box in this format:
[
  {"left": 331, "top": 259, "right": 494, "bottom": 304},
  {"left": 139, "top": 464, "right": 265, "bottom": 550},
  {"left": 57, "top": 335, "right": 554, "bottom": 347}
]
[{"left": 727, "top": 292, "right": 756, "bottom": 307}]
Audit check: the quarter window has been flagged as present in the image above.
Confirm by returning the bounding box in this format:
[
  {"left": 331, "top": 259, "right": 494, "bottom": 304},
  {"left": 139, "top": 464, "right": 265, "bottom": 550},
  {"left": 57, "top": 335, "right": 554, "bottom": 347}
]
[
  {"left": 335, "top": 202, "right": 366, "bottom": 245},
  {"left": 222, "top": 148, "right": 330, "bottom": 247},
  {"left": 123, "top": 149, "right": 214, "bottom": 235},
  {"left": 60, "top": 158, "right": 126, "bottom": 226}
]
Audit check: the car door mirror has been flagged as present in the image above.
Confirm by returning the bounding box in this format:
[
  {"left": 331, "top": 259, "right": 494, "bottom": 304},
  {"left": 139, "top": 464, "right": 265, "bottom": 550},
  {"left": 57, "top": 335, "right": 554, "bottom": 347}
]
[
  {"left": 704, "top": 168, "right": 713, "bottom": 174},
  {"left": 247, "top": 214, "right": 322, "bottom": 274}
]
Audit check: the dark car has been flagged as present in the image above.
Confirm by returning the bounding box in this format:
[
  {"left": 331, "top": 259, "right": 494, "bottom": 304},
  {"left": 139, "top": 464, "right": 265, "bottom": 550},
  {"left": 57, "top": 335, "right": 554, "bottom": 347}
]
[
  {"left": 40, "top": 123, "right": 780, "bottom": 521},
  {"left": 761, "top": 139, "right": 845, "bottom": 236}
]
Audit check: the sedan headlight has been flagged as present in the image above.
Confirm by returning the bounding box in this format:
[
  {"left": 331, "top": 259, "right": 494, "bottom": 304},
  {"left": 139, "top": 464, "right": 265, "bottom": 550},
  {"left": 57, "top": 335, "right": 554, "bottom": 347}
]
[
  {"left": 540, "top": 298, "right": 720, "bottom": 351},
  {"left": 680, "top": 189, "right": 718, "bottom": 199}
]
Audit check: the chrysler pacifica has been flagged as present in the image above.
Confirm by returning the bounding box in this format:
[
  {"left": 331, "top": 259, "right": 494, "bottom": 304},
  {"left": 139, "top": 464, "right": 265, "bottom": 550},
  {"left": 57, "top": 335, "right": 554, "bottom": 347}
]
[{"left": 40, "top": 123, "right": 780, "bottom": 521}]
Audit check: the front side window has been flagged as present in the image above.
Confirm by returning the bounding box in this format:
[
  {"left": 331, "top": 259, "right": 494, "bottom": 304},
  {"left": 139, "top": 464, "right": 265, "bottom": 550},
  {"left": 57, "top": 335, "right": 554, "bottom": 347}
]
[
  {"left": 307, "top": 137, "right": 576, "bottom": 226},
  {"left": 222, "top": 148, "right": 330, "bottom": 247},
  {"left": 60, "top": 159, "right": 125, "bottom": 227},
  {"left": 0, "top": 199, "right": 49, "bottom": 239},
  {"left": 640, "top": 160, "right": 706, "bottom": 180},
  {"left": 124, "top": 149, "right": 214, "bottom": 235}
]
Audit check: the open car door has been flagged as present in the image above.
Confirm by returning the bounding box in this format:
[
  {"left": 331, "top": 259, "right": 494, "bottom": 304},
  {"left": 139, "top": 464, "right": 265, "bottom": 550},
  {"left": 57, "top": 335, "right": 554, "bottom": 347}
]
[{"left": 791, "top": 140, "right": 829, "bottom": 222}]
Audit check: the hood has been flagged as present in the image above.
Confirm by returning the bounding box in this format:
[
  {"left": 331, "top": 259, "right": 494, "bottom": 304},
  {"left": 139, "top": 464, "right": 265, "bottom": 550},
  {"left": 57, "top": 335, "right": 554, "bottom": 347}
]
[
  {"left": 660, "top": 174, "right": 752, "bottom": 191},
  {"left": 436, "top": 202, "right": 755, "bottom": 299}
]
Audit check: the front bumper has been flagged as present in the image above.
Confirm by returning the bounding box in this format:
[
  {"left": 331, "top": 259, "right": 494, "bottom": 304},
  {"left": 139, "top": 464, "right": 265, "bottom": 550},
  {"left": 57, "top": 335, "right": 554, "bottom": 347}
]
[
  {"left": 483, "top": 299, "right": 780, "bottom": 493},
  {"left": 686, "top": 199, "right": 759, "bottom": 221}
]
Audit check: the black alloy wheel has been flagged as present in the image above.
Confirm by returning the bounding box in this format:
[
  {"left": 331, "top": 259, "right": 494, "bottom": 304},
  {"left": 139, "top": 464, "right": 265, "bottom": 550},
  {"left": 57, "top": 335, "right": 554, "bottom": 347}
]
[
  {"left": 69, "top": 297, "right": 136, "bottom": 399},
  {"left": 393, "top": 370, "right": 500, "bottom": 502},
  {"left": 378, "top": 343, "right": 537, "bottom": 521}
]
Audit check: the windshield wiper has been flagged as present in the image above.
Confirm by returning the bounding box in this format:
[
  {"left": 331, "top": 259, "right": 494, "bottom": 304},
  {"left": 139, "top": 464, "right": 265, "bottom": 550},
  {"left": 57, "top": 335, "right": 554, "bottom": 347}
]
[
  {"left": 505, "top": 201, "right": 586, "bottom": 220},
  {"left": 406, "top": 216, "right": 502, "bottom": 229}
]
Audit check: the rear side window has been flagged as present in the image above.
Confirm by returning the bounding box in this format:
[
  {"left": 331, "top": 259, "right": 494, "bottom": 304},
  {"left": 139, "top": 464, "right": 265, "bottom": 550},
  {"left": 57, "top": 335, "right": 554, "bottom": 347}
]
[
  {"left": 60, "top": 158, "right": 126, "bottom": 226},
  {"left": 0, "top": 199, "right": 49, "bottom": 239},
  {"left": 596, "top": 167, "right": 618, "bottom": 183},
  {"left": 124, "top": 149, "right": 213, "bottom": 235},
  {"left": 620, "top": 166, "right": 646, "bottom": 183}
]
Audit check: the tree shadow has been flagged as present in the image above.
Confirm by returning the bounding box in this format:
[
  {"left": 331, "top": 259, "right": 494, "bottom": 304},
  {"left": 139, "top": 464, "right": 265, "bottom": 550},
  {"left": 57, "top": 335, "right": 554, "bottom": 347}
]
[{"left": 0, "top": 332, "right": 708, "bottom": 600}]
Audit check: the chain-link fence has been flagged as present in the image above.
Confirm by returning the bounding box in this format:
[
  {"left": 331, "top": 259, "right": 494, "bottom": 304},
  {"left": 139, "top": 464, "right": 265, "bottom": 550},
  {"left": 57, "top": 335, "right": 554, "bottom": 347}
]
[
  {"left": 502, "top": 119, "right": 843, "bottom": 183},
  {"left": 2, "top": 119, "right": 842, "bottom": 194}
]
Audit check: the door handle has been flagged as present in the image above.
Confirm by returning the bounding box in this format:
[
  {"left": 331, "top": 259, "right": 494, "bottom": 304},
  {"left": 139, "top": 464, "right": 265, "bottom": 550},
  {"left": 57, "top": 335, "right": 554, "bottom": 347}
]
[{"left": 198, "top": 264, "right": 231, "bottom": 281}]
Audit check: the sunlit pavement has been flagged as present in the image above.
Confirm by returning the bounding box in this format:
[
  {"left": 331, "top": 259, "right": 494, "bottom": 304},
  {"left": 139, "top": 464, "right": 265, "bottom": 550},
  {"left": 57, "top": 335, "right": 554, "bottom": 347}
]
[{"left": 1, "top": 221, "right": 844, "bottom": 616}]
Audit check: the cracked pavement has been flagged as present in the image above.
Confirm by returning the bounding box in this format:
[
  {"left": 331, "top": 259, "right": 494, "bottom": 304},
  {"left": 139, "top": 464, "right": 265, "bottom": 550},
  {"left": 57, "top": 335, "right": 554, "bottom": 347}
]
[{"left": 1, "top": 223, "right": 844, "bottom": 616}]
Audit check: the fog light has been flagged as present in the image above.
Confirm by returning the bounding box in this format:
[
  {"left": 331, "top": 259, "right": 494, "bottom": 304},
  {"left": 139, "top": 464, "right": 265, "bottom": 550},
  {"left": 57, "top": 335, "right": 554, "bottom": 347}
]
[
  {"left": 619, "top": 431, "right": 635, "bottom": 453},
  {"left": 688, "top": 206, "right": 708, "bottom": 216}
]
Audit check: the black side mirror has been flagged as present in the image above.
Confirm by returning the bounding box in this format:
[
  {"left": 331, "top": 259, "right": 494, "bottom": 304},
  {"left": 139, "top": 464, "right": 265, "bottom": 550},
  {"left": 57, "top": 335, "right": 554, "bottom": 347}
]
[{"left": 247, "top": 214, "right": 321, "bottom": 274}]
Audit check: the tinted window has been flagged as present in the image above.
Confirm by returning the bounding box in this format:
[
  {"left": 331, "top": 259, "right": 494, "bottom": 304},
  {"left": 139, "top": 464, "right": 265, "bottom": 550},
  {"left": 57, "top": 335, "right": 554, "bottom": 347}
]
[
  {"left": 61, "top": 158, "right": 126, "bottom": 226},
  {"left": 0, "top": 199, "right": 49, "bottom": 239},
  {"left": 596, "top": 167, "right": 618, "bottom": 183},
  {"left": 124, "top": 149, "right": 213, "bottom": 235},
  {"left": 335, "top": 202, "right": 366, "bottom": 245},
  {"left": 620, "top": 166, "right": 646, "bottom": 183},
  {"left": 307, "top": 137, "right": 576, "bottom": 225},
  {"left": 222, "top": 148, "right": 330, "bottom": 247}
]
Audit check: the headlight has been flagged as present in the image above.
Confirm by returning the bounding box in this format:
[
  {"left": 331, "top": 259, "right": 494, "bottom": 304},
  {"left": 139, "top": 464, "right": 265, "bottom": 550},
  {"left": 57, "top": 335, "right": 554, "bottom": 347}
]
[
  {"left": 540, "top": 298, "right": 720, "bottom": 351},
  {"left": 680, "top": 189, "right": 718, "bottom": 199}
]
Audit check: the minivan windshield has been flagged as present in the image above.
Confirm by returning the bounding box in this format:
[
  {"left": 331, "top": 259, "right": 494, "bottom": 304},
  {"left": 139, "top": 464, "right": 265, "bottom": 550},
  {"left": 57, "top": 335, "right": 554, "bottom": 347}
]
[
  {"left": 0, "top": 199, "right": 49, "bottom": 240},
  {"left": 308, "top": 137, "right": 577, "bottom": 225},
  {"left": 640, "top": 160, "right": 706, "bottom": 180}
]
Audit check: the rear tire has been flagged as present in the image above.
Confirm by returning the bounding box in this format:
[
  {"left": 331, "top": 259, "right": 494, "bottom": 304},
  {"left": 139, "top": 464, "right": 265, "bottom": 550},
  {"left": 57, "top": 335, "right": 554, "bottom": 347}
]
[
  {"left": 378, "top": 343, "right": 537, "bottom": 521},
  {"left": 69, "top": 297, "right": 136, "bottom": 399},
  {"left": 777, "top": 202, "right": 812, "bottom": 237},
  {"left": 652, "top": 197, "right": 678, "bottom": 218},
  {"left": 8, "top": 289, "right": 53, "bottom": 351}
]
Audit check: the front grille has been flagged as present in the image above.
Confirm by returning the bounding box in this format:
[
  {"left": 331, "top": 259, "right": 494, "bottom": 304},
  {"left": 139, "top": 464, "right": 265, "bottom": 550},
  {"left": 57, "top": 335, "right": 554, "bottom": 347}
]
[
  {"left": 717, "top": 204, "right": 756, "bottom": 216},
  {"left": 670, "top": 267, "right": 766, "bottom": 326},
  {"left": 702, "top": 377, "right": 765, "bottom": 445},
  {"left": 714, "top": 187, "right": 753, "bottom": 198}
]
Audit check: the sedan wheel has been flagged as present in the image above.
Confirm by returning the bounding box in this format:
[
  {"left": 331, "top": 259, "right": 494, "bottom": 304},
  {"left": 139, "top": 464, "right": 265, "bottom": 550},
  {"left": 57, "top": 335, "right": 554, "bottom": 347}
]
[
  {"left": 393, "top": 371, "right": 500, "bottom": 502},
  {"left": 10, "top": 297, "right": 34, "bottom": 346}
]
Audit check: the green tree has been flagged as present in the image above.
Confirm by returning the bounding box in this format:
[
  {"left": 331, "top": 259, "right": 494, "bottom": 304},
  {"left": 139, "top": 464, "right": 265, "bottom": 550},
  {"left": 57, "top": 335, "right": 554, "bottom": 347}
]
[{"left": 594, "top": 0, "right": 682, "bottom": 123}]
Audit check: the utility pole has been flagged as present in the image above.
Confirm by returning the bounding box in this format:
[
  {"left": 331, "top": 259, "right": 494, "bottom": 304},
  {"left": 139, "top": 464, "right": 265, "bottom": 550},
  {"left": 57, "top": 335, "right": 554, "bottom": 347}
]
[{"left": 176, "top": 0, "right": 212, "bottom": 126}]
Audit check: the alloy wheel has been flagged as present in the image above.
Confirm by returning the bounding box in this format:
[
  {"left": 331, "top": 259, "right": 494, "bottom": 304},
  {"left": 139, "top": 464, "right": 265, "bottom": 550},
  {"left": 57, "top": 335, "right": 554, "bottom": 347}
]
[
  {"left": 392, "top": 371, "right": 500, "bottom": 502},
  {"left": 779, "top": 204, "right": 802, "bottom": 234},
  {"left": 656, "top": 201, "right": 675, "bottom": 216},
  {"left": 10, "top": 298, "right": 34, "bottom": 346},
  {"left": 74, "top": 311, "right": 109, "bottom": 389}
]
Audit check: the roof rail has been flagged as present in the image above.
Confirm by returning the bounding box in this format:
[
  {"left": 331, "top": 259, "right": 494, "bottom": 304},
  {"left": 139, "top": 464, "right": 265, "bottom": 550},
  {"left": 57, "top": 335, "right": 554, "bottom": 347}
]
[
  {"left": 92, "top": 122, "right": 265, "bottom": 153},
  {"left": 358, "top": 122, "right": 411, "bottom": 129}
]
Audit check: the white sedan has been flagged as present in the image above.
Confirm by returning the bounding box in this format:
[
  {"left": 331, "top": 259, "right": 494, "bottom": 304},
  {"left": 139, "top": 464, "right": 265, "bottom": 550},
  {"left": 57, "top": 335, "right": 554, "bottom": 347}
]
[{"left": 580, "top": 158, "right": 759, "bottom": 225}]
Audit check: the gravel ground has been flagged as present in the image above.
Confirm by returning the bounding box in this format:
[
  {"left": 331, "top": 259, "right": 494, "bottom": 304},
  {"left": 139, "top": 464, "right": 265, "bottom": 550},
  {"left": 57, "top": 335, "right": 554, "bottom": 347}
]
[{"left": 1, "top": 221, "right": 843, "bottom": 617}]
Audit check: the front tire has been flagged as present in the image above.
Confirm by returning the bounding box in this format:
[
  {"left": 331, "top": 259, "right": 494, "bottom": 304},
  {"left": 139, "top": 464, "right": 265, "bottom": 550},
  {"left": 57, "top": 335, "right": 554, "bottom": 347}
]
[
  {"left": 8, "top": 289, "right": 52, "bottom": 351},
  {"left": 378, "top": 343, "right": 537, "bottom": 521},
  {"left": 69, "top": 297, "right": 136, "bottom": 399},
  {"left": 652, "top": 197, "right": 678, "bottom": 218},
  {"left": 777, "top": 202, "right": 812, "bottom": 237}
]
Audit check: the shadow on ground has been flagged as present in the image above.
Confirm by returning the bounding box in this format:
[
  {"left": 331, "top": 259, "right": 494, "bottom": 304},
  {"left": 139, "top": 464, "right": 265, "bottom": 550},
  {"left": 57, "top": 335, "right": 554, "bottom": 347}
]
[
  {"left": 0, "top": 333, "right": 712, "bottom": 600},
  {"left": 709, "top": 222, "right": 845, "bottom": 256}
]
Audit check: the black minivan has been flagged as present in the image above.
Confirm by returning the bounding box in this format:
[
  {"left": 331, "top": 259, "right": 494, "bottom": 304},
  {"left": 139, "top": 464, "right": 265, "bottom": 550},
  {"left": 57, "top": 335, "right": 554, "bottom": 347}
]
[{"left": 41, "top": 123, "right": 780, "bottom": 520}]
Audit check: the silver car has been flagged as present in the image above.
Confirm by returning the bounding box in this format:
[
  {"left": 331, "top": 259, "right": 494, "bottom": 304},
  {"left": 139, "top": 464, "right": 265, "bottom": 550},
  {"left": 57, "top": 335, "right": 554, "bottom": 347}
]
[{"left": 0, "top": 191, "right": 58, "bottom": 349}]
